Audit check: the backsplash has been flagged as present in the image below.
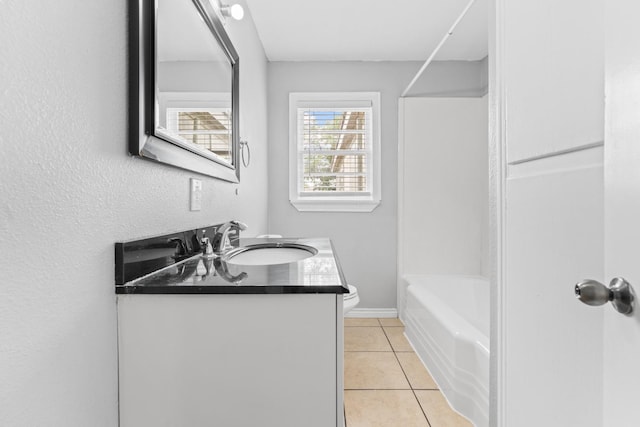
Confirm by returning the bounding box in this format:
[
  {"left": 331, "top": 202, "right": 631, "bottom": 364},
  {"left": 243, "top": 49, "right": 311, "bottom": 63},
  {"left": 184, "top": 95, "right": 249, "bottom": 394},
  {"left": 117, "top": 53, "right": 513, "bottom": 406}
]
[{"left": 115, "top": 223, "right": 241, "bottom": 285}]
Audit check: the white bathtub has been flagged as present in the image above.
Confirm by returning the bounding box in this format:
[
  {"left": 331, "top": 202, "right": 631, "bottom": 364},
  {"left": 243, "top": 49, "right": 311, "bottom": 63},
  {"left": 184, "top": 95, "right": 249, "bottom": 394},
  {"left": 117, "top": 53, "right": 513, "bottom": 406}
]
[{"left": 402, "top": 274, "right": 489, "bottom": 427}]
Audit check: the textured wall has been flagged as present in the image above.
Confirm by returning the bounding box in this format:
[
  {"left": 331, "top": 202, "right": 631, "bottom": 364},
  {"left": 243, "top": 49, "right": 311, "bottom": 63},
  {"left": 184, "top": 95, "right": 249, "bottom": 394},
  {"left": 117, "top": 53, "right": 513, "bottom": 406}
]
[{"left": 0, "top": 0, "right": 268, "bottom": 425}]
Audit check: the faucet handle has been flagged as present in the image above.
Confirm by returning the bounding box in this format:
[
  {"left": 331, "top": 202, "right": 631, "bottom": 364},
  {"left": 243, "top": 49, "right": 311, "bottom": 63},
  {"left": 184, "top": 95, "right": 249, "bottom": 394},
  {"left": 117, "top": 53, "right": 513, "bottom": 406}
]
[
  {"left": 227, "top": 221, "right": 247, "bottom": 249},
  {"left": 190, "top": 232, "right": 202, "bottom": 253},
  {"left": 168, "top": 237, "right": 188, "bottom": 260},
  {"left": 228, "top": 221, "right": 248, "bottom": 245},
  {"left": 230, "top": 220, "right": 248, "bottom": 231},
  {"left": 201, "top": 236, "right": 214, "bottom": 257},
  {"left": 168, "top": 237, "right": 186, "bottom": 253},
  {"left": 212, "top": 220, "right": 249, "bottom": 254}
]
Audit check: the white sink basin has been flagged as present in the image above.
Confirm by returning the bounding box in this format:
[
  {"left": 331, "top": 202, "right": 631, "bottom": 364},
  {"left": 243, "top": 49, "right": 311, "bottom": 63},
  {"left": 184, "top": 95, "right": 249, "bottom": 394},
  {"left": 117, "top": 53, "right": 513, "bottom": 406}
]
[{"left": 224, "top": 243, "right": 317, "bottom": 266}]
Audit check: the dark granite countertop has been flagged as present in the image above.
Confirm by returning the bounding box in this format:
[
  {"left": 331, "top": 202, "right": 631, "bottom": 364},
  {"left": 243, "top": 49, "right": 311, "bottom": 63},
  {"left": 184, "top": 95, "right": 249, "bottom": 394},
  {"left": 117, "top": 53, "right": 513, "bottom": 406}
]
[{"left": 116, "top": 237, "right": 348, "bottom": 295}]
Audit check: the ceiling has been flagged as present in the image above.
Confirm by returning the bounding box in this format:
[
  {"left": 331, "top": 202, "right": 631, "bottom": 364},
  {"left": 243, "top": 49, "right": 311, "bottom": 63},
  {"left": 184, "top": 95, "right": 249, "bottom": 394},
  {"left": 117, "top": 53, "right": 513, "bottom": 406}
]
[{"left": 243, "top": 0, "right": 488, "bottom": 62}]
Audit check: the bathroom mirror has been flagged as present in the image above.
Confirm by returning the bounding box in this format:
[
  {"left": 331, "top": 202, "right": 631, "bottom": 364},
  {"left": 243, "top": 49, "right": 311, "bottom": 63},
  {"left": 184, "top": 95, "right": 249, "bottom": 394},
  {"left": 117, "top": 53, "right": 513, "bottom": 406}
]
[{"left": 129, "top": 0, "right": 240, "bottom": 182}]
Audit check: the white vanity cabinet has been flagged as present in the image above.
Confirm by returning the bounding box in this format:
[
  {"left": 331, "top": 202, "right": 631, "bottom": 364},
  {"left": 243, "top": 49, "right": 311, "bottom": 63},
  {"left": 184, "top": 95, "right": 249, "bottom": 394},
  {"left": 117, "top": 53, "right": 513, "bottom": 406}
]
[{"left": 117, "top": 293, "right": 344, "bottom": 427}]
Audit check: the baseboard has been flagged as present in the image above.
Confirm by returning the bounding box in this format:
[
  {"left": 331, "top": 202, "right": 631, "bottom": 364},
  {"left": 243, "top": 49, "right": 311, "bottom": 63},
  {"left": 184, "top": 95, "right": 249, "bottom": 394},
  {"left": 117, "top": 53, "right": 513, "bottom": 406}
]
[{"left": 345, "top": 308, "right": 398, "bottom": 318}]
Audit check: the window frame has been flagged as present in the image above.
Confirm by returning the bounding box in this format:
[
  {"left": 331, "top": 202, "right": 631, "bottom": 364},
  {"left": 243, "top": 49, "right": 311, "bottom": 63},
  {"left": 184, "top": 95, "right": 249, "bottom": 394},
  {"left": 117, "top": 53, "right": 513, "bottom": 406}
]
[{"left": 288, "top": 92, "right": 382, "bottom": 212}]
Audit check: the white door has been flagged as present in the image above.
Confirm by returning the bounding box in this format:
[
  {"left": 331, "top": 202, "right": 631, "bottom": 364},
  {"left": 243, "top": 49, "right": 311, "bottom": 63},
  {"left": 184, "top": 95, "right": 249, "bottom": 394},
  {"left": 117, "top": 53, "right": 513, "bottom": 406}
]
[
  {"left": 602, "top": 0, "right": 640, "bottom": 424},
  {"left": 494, "top": 0, "right": 640, "bottom": 425},
  {"left": 495, "top": 0, "right": 605, "bottom": 424}
]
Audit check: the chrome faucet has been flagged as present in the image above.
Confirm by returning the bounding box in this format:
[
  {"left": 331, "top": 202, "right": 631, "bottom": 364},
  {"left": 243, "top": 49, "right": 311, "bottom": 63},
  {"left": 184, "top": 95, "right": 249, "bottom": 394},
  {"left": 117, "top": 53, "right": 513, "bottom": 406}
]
[
  {"left": 201, "top": 234, "right": 214, "bottom": 259},
  {"left": 212, "top": 221, "right": 248, "bottom": 254}
]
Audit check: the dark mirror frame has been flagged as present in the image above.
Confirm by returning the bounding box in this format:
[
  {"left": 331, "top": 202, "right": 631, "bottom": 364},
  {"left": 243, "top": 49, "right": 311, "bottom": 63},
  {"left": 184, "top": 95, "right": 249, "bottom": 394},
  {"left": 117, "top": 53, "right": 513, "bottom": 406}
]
[{"left": 129, "top": 0, "right": 240, "bottom": 182}]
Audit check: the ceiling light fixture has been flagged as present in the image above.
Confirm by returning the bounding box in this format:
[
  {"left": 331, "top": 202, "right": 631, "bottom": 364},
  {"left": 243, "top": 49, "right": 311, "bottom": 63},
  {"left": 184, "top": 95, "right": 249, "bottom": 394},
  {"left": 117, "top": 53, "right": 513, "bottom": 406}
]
[{"left": 220, "top": 3, "right": 244, "bottom": 21}]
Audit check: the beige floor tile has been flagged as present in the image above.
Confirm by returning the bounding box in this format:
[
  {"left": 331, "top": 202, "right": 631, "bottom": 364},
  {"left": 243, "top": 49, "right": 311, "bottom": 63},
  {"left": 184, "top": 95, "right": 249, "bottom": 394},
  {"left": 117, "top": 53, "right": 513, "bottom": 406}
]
[
  {"left": 345, "top": 352, "right": 410, "bottom": 390},
  {"left": 396, "top": 352, "right": 438, "bottom": 389},
  {"left": 345, "top": 326, "right": 392, "bottom": 351},
  {"left": 383, "top": 326, "right": 414, "bottom": 351},
  {"left": 345, "top": 318, "right": 380, "bottom": 327},
  {"left": 345, "top": 390, "right": 430, "bottom": 427},
  {"left": 378, "top": 317, "right": 404, "bottom": 327},
  {"left": 415, "top": 390, "right": 473, "bottom": 427}
]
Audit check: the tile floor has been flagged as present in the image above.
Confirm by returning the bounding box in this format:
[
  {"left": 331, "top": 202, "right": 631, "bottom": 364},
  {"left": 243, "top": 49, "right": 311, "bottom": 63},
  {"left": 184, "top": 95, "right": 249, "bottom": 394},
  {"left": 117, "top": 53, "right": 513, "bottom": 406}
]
[{"left": 344, "top": 318, "right": 472, "bottom": 427}]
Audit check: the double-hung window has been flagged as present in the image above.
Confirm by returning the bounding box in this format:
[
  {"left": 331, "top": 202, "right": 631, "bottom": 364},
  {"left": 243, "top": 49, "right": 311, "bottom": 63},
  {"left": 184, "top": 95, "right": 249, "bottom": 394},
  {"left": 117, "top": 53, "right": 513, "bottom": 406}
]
[{"left": 289, "top": 92, "right": 381, "bottom": 212}]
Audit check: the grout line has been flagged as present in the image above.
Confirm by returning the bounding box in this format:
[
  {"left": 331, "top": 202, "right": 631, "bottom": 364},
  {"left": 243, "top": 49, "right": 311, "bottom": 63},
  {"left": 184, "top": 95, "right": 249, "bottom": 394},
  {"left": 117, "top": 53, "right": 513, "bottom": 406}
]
[
  {"left": 344, "top": 324, "right": 393, "bottom": 352},
  {"left": 344, "top": 325, "right": 384, "bottom": 328},
  {"left": 380, "top": 325, "right": 396, "bottom": 353},
  {"left": 384, "top": 334, "right": 412, "bottom": 387},
  {"left": 345, "top": 321, "right": 434, "bottom": 426},
  {"left": 344, "top": 405, "right": 348, "bottom": 427},
  {"left": 344, "top": 388, "right": 414, "bottom": 391},
  {"left": 382, "top": 324, "right": 433, "bottom": 427},
  {"left": 414, "top": 389, "right": 433, "bottom": 427},
  {"left": 381, "top": 326, "right": 403, "bottom": 352}
]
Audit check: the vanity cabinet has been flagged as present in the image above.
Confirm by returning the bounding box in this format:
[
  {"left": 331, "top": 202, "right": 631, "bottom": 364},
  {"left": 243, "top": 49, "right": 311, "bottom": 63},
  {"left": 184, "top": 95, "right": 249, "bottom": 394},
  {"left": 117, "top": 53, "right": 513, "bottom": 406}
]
[{"left": 117, "top": 293, "right": 344, "bottom": 427}]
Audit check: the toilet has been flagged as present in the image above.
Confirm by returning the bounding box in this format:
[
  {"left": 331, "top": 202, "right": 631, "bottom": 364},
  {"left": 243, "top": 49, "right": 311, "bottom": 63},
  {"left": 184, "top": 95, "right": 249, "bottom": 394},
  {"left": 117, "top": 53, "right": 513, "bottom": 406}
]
[{"left": 343, "top": 284, "right": 360, "bottom": 315}]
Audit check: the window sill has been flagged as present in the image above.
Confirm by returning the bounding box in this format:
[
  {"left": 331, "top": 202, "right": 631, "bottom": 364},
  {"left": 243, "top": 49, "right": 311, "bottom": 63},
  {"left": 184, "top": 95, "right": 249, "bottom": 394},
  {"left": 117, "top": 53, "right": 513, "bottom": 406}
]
[{"left": 290, "top": 197, "right": 381, "bottom": 213}]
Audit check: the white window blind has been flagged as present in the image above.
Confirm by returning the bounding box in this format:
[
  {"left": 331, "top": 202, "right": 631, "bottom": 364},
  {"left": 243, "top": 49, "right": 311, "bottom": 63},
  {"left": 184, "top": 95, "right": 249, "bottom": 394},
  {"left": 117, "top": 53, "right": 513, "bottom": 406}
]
[
  {"left": 289, "top": 92, "right": 381, "bottom": 212},
  {"left": 297, "top": 107, "right": 372, "bottom": 195},
  {"left": 166, "top": 108, "right": 232, "bottom": 162}
]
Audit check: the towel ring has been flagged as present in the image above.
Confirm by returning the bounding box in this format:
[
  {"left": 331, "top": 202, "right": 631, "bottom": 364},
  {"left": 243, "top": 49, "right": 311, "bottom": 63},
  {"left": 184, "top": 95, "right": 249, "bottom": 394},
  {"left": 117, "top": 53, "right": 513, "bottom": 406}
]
[{"left": 240, "top": 140, "right": 250, "bottom": 167}]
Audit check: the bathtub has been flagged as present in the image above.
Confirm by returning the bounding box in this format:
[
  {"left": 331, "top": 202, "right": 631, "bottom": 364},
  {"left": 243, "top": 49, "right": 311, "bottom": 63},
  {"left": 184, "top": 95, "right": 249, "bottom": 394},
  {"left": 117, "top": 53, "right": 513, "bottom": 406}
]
[{"left": 402, "top": 274, "right": 489, "bottom": 427}]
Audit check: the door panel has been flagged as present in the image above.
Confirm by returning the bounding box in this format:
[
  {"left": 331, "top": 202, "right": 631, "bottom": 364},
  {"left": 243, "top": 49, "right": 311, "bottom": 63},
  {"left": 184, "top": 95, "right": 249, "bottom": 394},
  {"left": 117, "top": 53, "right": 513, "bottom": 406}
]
[
  {"left": 496, "top": 0, "right": 606, "bottom": 424},
  {"left": 497, "top": 0, "right": 640, "bottom": 425},
  {"left": 505, "top": 149, "right": 603, "bottom": 426},
  {"left": 504, "top": 0, "right": 603, "bottom": 163}
]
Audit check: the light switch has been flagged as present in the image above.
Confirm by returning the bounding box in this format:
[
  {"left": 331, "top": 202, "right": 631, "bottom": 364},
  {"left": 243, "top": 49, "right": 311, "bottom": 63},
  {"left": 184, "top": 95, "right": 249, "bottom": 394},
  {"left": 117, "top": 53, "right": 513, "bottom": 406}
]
[{"left": 190, "top": 178, "right": 202, "bottom": 211}]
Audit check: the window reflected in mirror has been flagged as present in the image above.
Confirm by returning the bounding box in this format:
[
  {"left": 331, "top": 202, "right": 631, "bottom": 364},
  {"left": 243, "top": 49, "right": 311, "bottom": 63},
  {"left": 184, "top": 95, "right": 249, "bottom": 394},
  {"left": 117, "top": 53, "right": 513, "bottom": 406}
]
[
  {"left": 158, "top": 92, "right": 232, "bottom": 163},
  {"left": 170, "top": 110, "right": 231, "bottom": 162}
]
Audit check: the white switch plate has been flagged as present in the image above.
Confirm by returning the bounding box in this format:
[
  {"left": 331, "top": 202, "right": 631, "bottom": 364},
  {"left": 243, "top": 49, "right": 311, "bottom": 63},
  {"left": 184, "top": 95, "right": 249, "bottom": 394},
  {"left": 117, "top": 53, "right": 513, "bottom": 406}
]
[{"left": 190, "top": 178, "right": 202, "bottom": 211}]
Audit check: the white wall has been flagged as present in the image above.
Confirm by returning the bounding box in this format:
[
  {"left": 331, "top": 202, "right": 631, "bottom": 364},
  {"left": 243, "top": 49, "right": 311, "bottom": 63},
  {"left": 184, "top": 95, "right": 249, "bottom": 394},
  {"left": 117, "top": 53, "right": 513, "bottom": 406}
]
[
  {"left": 407, "top": 58, "right": 489, "bottom": 97},
  {"left": 0, "top": 1, "right": 268, "bottom": 425},
  {"left": 267, "top": 62, "right": 413, "bottom": 309},
  {"left": 399, "top": 97, "right": 489, "bottom": 280},
  {"left": 157, "top": 61, "right": 231, "bottom": 92},
  {"left": 267, "top": 61, "right": 488, "bottom": 310}
]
